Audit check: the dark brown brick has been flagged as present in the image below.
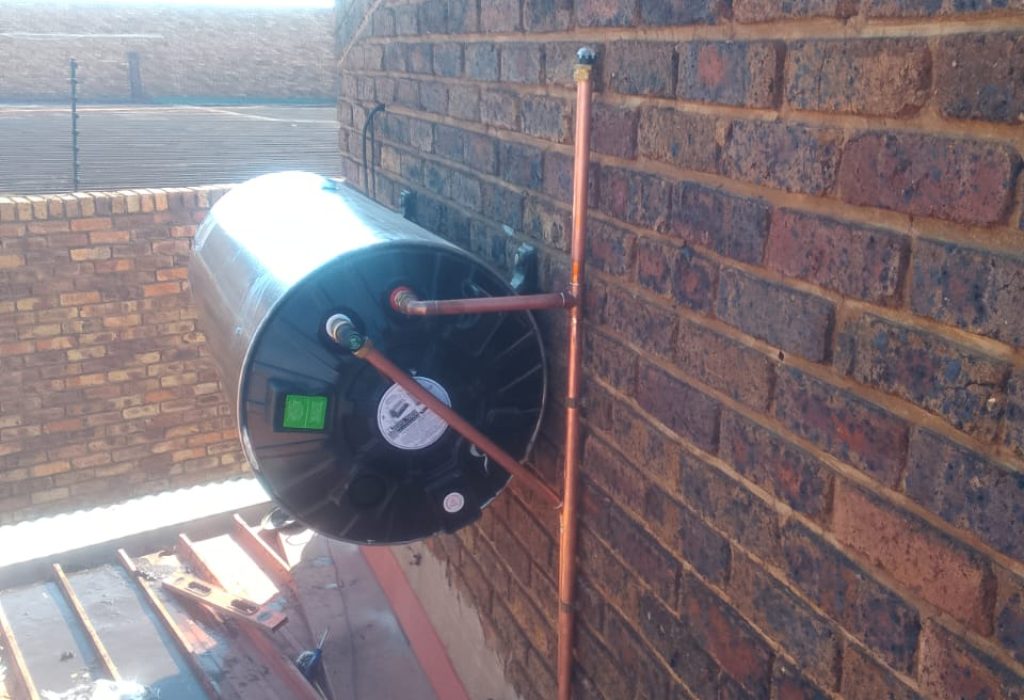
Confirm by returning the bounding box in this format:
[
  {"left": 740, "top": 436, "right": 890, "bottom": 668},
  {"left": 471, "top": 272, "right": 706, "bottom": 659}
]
[
  {"left": 597, "top": 167, "right": 672, "bottom": 232},
  {"left": 585, "top": 435, "right": 648, "bottom": 514},
  {"left": 773, "top": 662, "right": 831, "bottom": 700},
  {"left": 906, "top": 428, "right": 1024, "bottom": 561},
  {"left": 637, "top": 363, "right": 720, "bottom": 453},
  {"left": 447, "top": 0, "right": 478, "bottom": 33},
  {"left": 836, "top": 313, "right": 1011, "bottom": 441},
  {"left": 838, "top": 132, "right": 1021, "bottom": 226},
  {"left": 606, "top": 42, "right": 676, "bottom": 97},
  {"left": 678, "top": 571, "right": 775, "bottom": 695},
  {"left": 521, "top": 95, "right": 570, "bottom": 143},
  {"left": 840, "top": 641, "right": 922, "bottom": 700},
  {"left": 500, "top": 43, "right": 543, "bottom": 84},
  {"left": 499, "top": 141, "right": 544, "bottom": 189},
  {"left": 523, "top": 0, "right": 572, "bottom": 31},
  {"left": 910, "top": 238, "right": 1024, "bottom": 348},
  {"left": 996, "top": 566, "right": 1024, "bottom": 666},
  {"left": 734, "top": 0, "right": 858, "bottom": 21},
  {"left": 393, "top": 4, "right": 419, "bottom": 34},
  {"left": 591, "top": 103, "right": 639, "bottom": 159},
  {"left": 643, "top": 488, "right": 730, "bottom": 586},
  {"left": 636, "top": 239, "right": 674, "bottom": 296},
  {"left": 834, "top": 480, "right": 993, "bottom": 634},
  {"left": 480, "top": 182, "right": 523, "bottom": 230},
  {"left": 591, "top": 499, "right": 680, "bottom": 606},
  {"left": 919, "top": 622, "right": 1024, "bottom": 700},
  {"left": 637, "top": 591, "right": 725, "bottom": 698},
  {"left": 383, "top": 43, "right": 407, "bottom": 72},
  {"left": 765, "top": 209, "right": 908, "bottom": 305},
  {"left": 432, "top": 43, "right": 461, "bottom": 77},
  {"left": 419, "top": 81, "right": 449, "bottom": 114},
  {"left": 407, "top": 43, "right": 433, "bottom": 74},
  {"left": 677, "top": 452, "right": 784, "bottom": 565},
  {"left": 640, "top": 0, "right": 729, "bottom": 24},
  {"left": 463, "top": 132, "right": 498, "bottom": 175},
  {"left": 586, "top": 330, "right": 638, "bottom": 392},
  {"left": 540, "top": 151, "right": 599, "bottom": 205},
  {"left": 602, "top": 608, "right": 672, "bottom": 699},
  {"left": 782, "top": 519, "right": 921, "bottom": 673},
  {"left": 586, "top": 219, "right": 636, "bottom": 278},
  {"left": 716, "top": 267, "right": 835, "bottom": 362},
  {"left": 1006, "top": 372, "right": 1024, "bottom": 459},
  {"left": 637, "top": 107, "right": 720, "bottom": 174},
  {"left": 865, "top": 0, "right": 1024, "bottom": 19},
  {"left": 723, "top": 121, "right": 843, "bottom": 196},
  {"left": 523, "top": 196, "right": 568, "bottom": 248},
  {"left": 672, "top": 246, "right": 720, "bottom": 314},
  {"left": 720, "top": 411, "right": 832, "bottom": 521},
  {"left": 465, "top": 43, "right": 499, "bottom": 81},
  {"left": 675, "top": 319, "right": 774, "bottom": 409},
  {"left": 479, "top": 0, "right": 521, "bottom": 31},
  {"left": 447, "top": 84, "right": 480, "bottom": 121},
  {"left": 578, "top": 525, "right": 643, "bottom": 620},
  {"left": 417, "top": 0, "right": 447, "bottom": 33},
  {"left": 774, "top": 366, "right": 910, "bottom": 487},
  {"left": 575, "top": 626, "right": 639, "bottom": 700},
  {"left": 677, "top": 41, "right": 782, "bottom": 108},
  {"left": 937, "top": 32, "right": 1024, "bottom": 124},
  {"left": 670, "top": 182, "right": 770, "bottom": 264},
  {"left": 730, "top": 553, "right": 840, "bottom": 689},
  {"left": 600, "top": 285, "right": 675, "bottom": 357},
  {"left": 786, "top": 39, "right": 931, "bottom": 117},
  {"left": 480, "top": 89, "right": 519, "bottom": 130},
  {"left": 576, "top": 0, "right": 638, "bottom": 26},
  {"left": 593, "top": 392, "right": 677, "bottom": 489}
]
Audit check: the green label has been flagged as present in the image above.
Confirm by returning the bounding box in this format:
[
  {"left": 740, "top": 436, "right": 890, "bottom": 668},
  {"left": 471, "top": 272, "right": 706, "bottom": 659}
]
[{"left": 282, "top": 394, "right": 328, "bottom": 430}]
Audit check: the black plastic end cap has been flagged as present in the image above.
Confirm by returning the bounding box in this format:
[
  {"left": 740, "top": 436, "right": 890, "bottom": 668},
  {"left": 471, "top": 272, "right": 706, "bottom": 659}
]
[{"left": 576, "top": 47, "right": 597, "bottom": 65}]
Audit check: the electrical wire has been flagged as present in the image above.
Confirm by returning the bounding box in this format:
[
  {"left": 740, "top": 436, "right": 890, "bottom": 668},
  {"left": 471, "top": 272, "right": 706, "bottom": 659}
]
[{"left": 361, "top": 103, "right": 385, "bottom": 199}]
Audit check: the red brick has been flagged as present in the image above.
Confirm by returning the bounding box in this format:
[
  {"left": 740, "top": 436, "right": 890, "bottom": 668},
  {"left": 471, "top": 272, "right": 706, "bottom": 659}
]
[
  {"left": 910, "top": 238, "right": 1024, "bottom": 348},
  {"left": 670, "top": 182, "right": 770, "bottom": 264},
  {"left": 765, "top": 209, "right": 908, "bottom": 305},
  {"left": 677, "top": 451, "right": 784, "bottom": 565},
  {"left": 834, "top": 480, "right": 993, "bottom": 633},
  {"left": 637, "top": 363, "right": 720, "bottom": 452},
  {"left": 479, "top": 0, "right": 521, "bottom": 31},
  {"left": 781, "top": 519, "right": 921, "bottom": 672},
  {"left": 836, "top": 313, "right": 1011, "bottom": 441},
  {"left": 520, "top": 94, "right": 569, "bottom": 142},
  {"left": 576, "top": 0, "right": 637, "bottom": 26},
  {"left": 720, "top": 410, "right": 832, "bottom": 520},
  {"left": 774, "top": 366, "right": 910, "bottom": 487},
  {"left": 637, "top": 107, "right": 720, "bottom": 174},
  {"left": 996, "top": 565, "right": 1024, "bottom": 666},
  {"left": 606, "top": 42, "right": 676, "bottom": 97},
  {"left": 840, "top": 641, "right": 922, "bottom": 700},
  {"left": 500, "top": 43, "right": 542, "bottom": 84},
  {"left": 716, "top": 267, "right": 835, "bottom": 362},
  {"left": 936, "top": 32, "right": 1024, "bottom": 124},
  {"left": 677, "top": 41, "right": 782, "bottom": 108},
  {"left": 734, "top": 0, "right": 858, "bottom": 21},
  {"left": 906, "top": 428, "right": 1024, "bottom": 561},
  {"left": 591, "top": 103, "right": 638, "bottom": 160},
  {"left": 919, "top": 622, "right": 1024, "bottom": 700},
  {"left": 597, "top": 166, "right": 672, "bottom": 232},
  {"left": 786, "top": 39, "right": 930, "bottom": 117},
  {"left": 723, "top": 121, "right": 842, "bottom": 196},
  {"left": 674, "top": 319, "right": 774, "bottom": 408},
  {"left": 679, "top": 570, "right": 775, "bottom": 695},
  {"left": 586, "top": 219, "right": 635, "bottom": 278},
  {"left": 600, "top": 285, "right": 675, "bottom": 357},
  {"left": 838, "top": 132, "right": 1020, "bottom": 226},
  {"left": 642, "top": 485, "right": 731, "bottom": 585},
  {"left": 523, "top": 0, "right": 572, "bottom": 31},
  {"left": 640, "top": 0, "right": 729, "bottom": 24}
]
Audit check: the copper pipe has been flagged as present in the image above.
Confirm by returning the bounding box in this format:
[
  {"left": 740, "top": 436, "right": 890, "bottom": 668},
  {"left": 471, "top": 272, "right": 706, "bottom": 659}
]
[
  {"left": 390, "top": 286, "right": 575, "bottom": 316},
  {"left": 325, "top": 315, "right": 562, "bottom": 508},
  {"left": 557, "top": 47, "right": 595, "bottom": 700}
]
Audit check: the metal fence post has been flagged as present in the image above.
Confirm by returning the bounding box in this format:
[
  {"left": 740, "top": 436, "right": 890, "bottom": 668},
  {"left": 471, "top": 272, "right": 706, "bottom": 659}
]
[{"left": 70, "top": 58, "right": 80, "bottom": 191}]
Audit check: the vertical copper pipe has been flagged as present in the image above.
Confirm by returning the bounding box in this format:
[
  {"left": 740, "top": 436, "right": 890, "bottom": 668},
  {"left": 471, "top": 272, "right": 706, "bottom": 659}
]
[{"left": 557, "top": 47, "right": 595, "bottom": 700}]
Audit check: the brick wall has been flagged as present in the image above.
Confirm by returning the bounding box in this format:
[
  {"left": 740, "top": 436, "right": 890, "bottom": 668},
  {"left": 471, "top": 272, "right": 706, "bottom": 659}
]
[
  {"left": 0, "top": 187, "right": 248, "bottom": 525},
  {"left": 335, "top": 2, "right": 1024, "bottom": 698},
  {"left": 0, "top": 3, "right": 335, "bottom": 103}
]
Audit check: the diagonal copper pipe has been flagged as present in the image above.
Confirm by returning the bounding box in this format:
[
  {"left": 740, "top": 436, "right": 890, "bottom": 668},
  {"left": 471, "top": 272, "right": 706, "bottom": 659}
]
[
  {"left": 391, "top": 286, "right": 575, "bottom": 316},
  {"left": 325, "top": 315, "right": 562, "bottom": 508},
  {"left": 557, "top": 47, "right": 596, "bottom": 700}
]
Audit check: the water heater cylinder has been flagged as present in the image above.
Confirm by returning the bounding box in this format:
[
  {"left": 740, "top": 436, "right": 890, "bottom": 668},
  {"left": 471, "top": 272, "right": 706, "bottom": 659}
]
[{"left": 189, "top": 172, "right": 546, "bottom": 544}]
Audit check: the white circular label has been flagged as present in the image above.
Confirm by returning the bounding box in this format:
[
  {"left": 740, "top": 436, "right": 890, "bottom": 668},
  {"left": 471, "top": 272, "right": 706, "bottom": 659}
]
[
  {"left": 443, "top": 492, "right": 465, "bottom": 513},
  {"left": 376, "top": 376, "right": 451, "bottom": 450}
]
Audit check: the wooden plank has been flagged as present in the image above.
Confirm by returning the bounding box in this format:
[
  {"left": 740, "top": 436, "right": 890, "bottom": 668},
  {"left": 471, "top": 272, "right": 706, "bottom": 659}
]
[
  {"left": 0, "top": 602, "right": 39, "bottom": 700},
  {"left": 116, "top": 549, "right": 221, "bottom": 700},
  {"left": 163, "top": 573, "right": 287, "bottom": 632},
  {"left": 231, "top": 514, "right": 294, "bottom": 593},
  {"left": 51, "top": 564, "right": 121, "bottom": 682},
  {"left": 176, "top": 535, "right": 323, "bottom": 700}
]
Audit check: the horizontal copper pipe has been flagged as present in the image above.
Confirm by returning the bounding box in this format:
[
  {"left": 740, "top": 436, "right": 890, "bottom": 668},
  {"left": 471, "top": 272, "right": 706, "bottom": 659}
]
[
  {"left": 391, "top": 286, "right": 574, "bottom": 316},
  {"left": 341, "top": 335, "right": 561, "bottom": 509}
]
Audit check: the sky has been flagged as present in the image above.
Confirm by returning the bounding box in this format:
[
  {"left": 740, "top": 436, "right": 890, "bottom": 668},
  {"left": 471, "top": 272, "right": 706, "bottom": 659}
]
[{"left": 5, "top": 0, "right": 333, "bottom": 6}]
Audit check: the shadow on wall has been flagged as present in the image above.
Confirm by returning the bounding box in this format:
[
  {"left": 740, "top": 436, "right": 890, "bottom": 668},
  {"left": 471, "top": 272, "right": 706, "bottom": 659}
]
[{"left": 0, "top": 2, "right": 337, "bottom": 103}]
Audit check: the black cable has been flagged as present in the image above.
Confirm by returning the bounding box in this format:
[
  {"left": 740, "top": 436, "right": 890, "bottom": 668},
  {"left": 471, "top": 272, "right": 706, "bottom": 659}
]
[{"left": 361, "top": 103, "right": 385, "bottom": 198}]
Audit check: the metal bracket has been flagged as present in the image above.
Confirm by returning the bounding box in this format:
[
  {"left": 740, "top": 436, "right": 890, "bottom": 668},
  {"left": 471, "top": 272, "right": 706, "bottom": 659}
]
[{"left": 509, "top": 243, "right": 538, "bottom": 295}]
